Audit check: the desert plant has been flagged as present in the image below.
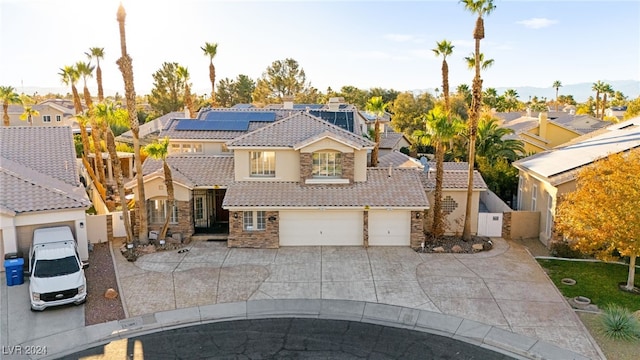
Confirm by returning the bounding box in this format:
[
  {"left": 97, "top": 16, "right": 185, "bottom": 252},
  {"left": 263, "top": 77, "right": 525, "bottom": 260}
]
[{"left": 600, "top": 304, "right": 640, "bottom": 341}]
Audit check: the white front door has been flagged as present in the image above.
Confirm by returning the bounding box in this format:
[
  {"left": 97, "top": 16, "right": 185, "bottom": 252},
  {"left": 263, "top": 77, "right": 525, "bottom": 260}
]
[
  {"left": 368, "top": 210, "right": 411, "bottom": 246},
  {"left": 279, "top": 211, "right": 363, "bottom": 246}
]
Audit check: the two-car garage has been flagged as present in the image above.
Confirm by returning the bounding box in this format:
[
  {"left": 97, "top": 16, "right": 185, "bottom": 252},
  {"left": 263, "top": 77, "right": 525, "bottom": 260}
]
[{"left": 278, "top": 210, "right": 411, "bottom": 246}]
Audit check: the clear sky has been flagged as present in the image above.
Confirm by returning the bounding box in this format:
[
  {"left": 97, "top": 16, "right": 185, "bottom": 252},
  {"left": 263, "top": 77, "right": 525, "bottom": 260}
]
[{"left": 1, "top": 0, "right": 638, "bottom": 97}]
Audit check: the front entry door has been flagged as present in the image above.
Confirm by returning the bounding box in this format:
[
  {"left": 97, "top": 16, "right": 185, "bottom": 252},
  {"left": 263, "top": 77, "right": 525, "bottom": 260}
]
[{"left": 193, "top": 189, "right": 229, "bottom": 233}]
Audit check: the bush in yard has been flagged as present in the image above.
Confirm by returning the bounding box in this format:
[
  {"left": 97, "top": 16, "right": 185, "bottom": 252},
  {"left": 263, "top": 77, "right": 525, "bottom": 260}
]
[
  {"left": 549, "top": 240, "right": 584, "bottom": 259},
  {"left": 600, "top": 304, "right": 640, "bottom": 341}
]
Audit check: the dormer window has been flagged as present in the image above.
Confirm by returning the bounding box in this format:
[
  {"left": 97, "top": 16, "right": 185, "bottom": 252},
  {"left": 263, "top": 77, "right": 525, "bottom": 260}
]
[
  {"left": 250, "top": 151, "right": 275, "bottom": 177},
  {"left": 313, "top": 152, "right": 342, "bottom": 178}
]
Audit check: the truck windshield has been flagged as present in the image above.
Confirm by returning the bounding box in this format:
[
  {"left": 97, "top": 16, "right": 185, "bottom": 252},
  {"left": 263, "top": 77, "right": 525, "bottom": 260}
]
[{"left": 34, "top": 256, "right": 80, "bottom": 278}]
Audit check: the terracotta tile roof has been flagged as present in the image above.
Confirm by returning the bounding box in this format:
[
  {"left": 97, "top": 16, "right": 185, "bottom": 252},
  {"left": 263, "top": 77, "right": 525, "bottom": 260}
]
[
  {"left": 378, "top": 151, "right": 422, "bottom": 168},
  {"left": 0, "top": 126, "right": 80, "bottom": 186},
  {"left": 379, "top": 131, "right": 409, "bottom": 149},
  {"left": 223, "top": 168, "right": 429, "bottom": 209},
  {"left": 140, "top": 155, "right": 234, "bottom": 188},
  {"left": 420, "top": 169, "right": 487, "bottom": 190},
  {"left": 427, "top": 161, "right": 470, "bottom": 171},
  {"left": 228, "top": 111, "right": 375, "bottom": 149},
  {"left": 1, "top": 157, "right": 91, "bottom": 214}
]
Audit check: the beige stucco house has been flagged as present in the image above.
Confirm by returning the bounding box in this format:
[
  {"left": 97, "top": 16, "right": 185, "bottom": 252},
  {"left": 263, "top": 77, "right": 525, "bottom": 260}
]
[
  {"left": 0, "top": 126, "right": 91, "bottom": 263},
  {"left": 6, "top": 99, "right": 81, "bottom": 130},
  {"left": 513, "top": 116, "right": 640, "bottom": 246},
  {"left": 128, "top": 108, "right": 429, "bottom": 248}
]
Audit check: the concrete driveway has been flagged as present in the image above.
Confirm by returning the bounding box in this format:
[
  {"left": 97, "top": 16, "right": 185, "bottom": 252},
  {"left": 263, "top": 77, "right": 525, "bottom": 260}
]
[{"left": 113, "top": 238, "right": 602, "bottom": 359}]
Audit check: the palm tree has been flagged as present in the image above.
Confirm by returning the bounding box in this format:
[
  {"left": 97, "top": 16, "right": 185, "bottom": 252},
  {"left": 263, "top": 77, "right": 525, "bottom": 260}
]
[
  {"left": 144, "top": 137, "right": 174, "bottom": 240},
  {"left": 552, "top": 80, "right": 562, "bottom": 111},
  {"left": 592, "top": 80, "right": 605, "bottom": 119},
  {"left": 117, "top": 3, "right": 149, "bottom": 244},
  {"left": 75, "top": 112, "right": 107, "bottom": 202},
  {"left": 365, "top": 96, "right": 388, "bottom": 167},
  {"left": 476, "top": 117, "right": 524, "bottom": 163},
  {"left": 464, "top": 52, "right": 494, "bottom": 70},
  {"left": 86, "top": 47, "right": 105, "bottom": 101},
  {"left": 1, "top": 86, "right": 21, "bottom": 126},
  {"left": 19, "top": 97, "right": 39, "bottom": 126},
  {"left": 59, "top": 65, "right": 83, "bottom": 113},
  {"left": 76, "top": 61, "right": 95, "bottom": 110},
  {"left": 176, "top": 65, "right": 195, "bottom": 118},
  {"left": 433, "top": 40, "right": 454, "bottom": 112},
  {"left": 460, "top": 0, "right": 496, "bottom": 241},
  {"left": 600, "top": 82, "right": 613, "bottom": 119},
  {"left": 413, "top": 106, "right": 465, "bottom": 237},
  {"left": 201, "top": 42, "right": 219, "bottom": 105},
  {"left": 503, "top": 89, "right": 519, "bottom": 112},
  {"left": 96, "top": 102, "right": 133, "bottom": 242},
  {"left": 456, "top": 84, "right": 472, "bottom": 107}
]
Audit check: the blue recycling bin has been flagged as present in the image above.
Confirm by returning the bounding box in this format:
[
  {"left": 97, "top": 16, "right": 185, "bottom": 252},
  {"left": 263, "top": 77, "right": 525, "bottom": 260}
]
[{"left": 4, "top": 258, "right": 24, "bottom": 286}]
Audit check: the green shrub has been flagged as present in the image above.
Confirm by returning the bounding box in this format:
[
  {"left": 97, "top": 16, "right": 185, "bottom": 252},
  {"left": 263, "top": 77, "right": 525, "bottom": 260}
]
[
  {"left": 549, "top": 240, "right": 584, "bottom": 259},
  {"left": 600, "top": 304, "right": 640, "bottom": 341}
]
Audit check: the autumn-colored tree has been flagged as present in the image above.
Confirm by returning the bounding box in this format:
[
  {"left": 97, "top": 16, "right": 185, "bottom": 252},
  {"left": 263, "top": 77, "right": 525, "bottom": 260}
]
[{"left": 555, "top": 150, "right": 640, "bottom": 291}]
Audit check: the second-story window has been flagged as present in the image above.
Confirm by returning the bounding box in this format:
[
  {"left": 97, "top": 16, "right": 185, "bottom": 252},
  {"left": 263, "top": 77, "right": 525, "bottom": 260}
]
[
  {"left": 313, "top": 152, "right": 342, "bottom": 177},
  {"left": 56, "top": 115, "right": 61, "bottom": 122},
  {"left": 250, "top": 151, "right": 275, "bottom": 177},
  {"left": 43, "top": 115, "right": 51, "bottom": 123}
]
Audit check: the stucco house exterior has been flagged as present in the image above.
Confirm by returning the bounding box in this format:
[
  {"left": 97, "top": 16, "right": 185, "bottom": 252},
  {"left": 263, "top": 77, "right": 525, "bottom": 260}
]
[
  {"left": 513, "top": 116, "right": 640, "bottom": 246},
  {"left": 0, "top": 126, "right": 91, "bottom": 263},
  {"left": 128, "top": 109, "right": 429, "bottom": 248},
  {"left": 5, "top": 99, "right": 81, "bottom": 130},
  {"left": 378, "top": 130, "right": 412, "bottom": 157}
]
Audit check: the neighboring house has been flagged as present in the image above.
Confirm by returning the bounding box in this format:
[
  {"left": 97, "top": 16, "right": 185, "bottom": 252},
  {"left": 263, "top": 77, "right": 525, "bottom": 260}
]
[
  {"left": 116, "top": 111, "right": 185, "bottom": 145},
  {"left": 513, "top": 116, "right": 640, "bottom": 246},
  {"left": 378, "top": 129, "right": 412, "bottom": 157},
  {"left": 128, "top": 111, "right": 429, "bottom": 248},
  {"left": 0, "top": 126, "right": 91, "bottom": 262},
  {"left": 604, "top": 106, "right": 627, "bottom": 121},
  {"left": 6, "top": 99, "right": 80, "bottom": 130},
  {"left": 378, "top": 151, "right": 488, "bottom": 235},
  {"left": 494, "top": 110, "right": 610, "bottom": 154}
]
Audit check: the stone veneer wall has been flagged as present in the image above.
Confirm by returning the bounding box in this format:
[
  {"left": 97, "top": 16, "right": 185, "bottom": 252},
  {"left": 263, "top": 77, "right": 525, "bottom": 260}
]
[
  {"left": 228, "top": 210, "right": 279, "bottom": 248},
  {"left": 502, "top": 212, "right": 512, "bottom": 240},
  {"left": 363, "top": 211, "right": 369, "bottom": 248},
  {"left": 410, "top": 211, "right": 425, "bottom": 249},
  {"left": 300, "top": 152, "right": 354, "bottom": 184},
  {"left": 146, "top": 200, "right": 194, "bottom": 242}
]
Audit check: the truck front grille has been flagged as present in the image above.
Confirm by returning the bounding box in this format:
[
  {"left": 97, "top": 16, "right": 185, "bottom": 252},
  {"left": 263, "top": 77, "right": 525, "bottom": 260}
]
[{"left": 41, "top": 288, "right": 78, "bottom": 302}]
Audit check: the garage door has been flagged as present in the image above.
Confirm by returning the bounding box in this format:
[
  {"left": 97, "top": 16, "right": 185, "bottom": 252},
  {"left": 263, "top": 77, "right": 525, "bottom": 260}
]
[
  {"left": 368, "top": 210, "right": 410, "bottom": 246},
  {"left": 279, "top": 211, "right": 363, "bottom": 246}
]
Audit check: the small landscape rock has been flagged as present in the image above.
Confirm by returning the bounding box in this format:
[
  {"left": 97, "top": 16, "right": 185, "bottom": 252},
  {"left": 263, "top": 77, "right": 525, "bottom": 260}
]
[
  {"left": 451, "top": 245, "right": 463, "bottom": 253},
  {"left": 433, "top": 246, "right": 445, "bottom": 253},
  {"left": 104, "top": 288, "right": 118, "bottom": 299},
  {"left": 472, "top": 243, "right": 484, "bottom": 252},
  {"left": 634, "top": 310, "right": 640, "bottom": 321}
]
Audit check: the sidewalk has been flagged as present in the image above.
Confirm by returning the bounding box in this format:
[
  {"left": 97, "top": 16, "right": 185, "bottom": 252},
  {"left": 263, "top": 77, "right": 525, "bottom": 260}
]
[{"left": 109, "top": 238, "right": 603, "bottom": 359}]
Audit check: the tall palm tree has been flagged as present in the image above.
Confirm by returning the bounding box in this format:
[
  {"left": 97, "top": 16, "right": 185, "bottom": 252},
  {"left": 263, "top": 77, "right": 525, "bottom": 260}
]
[
  {"left": 413, "top": 106, "right": 465, "bottom": 237},
  {"left": 20, "top": 102, "right": 39, "bottom": 126},
  {"left": 116, "top": 3, "right": 149, "bottom": 243},
  {"left": 592, "top": 80, "right": 605, "bottom": 119},
  {"left": 201, "top": 42, "right": 219, "bottom": 105},
  {"left": 476, "top": 117, "right": 524, "bottom": 163},
  {"left": 456, "top": 84, "right": 472, "bottom": 107},
  {"left": 433, "top": 40, "right": 454, "bottom": 112},
  {"left": 600, "top": 82, "right": 613, "bottom": 119},
  {"left": 552, "top": 80, "right": 562, "bottom": 111},
  {"left": 86, "top": 47, "right": 105, "bottom": 101},
  {"left": 365, "top": 96, "right": 388, "bottom": 167},
  {"left": 96, "top": 102, "right": 133, "bottom": 242},
  {"left": 464, "top": 52, "right": 494, "bottom": 70},
  {"left": 1, "top": 86, "right": 21, "bottom": 126},
  {"left": 460, "top": 0, "right": 496, "bottom": 241},
  {"left": 503, "top": 89, "right": 519, "bottom": 112},
  {"left": 76, "top": 61, "right": 107, "bottom": 189},
  {"left": 59, "top": 65, "right": 83, "bottom": 113},
  {"left": 176, "top": 65, "right": 195, "bottom": 118},
  {"left": 144, "top": 137, "right": 174, "bottom": 240},
  {"left": 75, "top": 112, "right": 106, "bottom": 202}
]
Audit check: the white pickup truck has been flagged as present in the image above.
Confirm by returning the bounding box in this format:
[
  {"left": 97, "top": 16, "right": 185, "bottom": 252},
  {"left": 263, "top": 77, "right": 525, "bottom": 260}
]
[{"left": 28, "top": 226, "right": 88, "bottom": 311}]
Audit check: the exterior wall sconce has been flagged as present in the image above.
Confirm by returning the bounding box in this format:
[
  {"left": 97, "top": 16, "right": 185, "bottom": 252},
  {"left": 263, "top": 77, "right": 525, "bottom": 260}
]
[
  {"left": 268, "top": 216, "right": 276, "bottom": 222},
  {"left": 233, "top": 212, "right": 238, "bottom": 219},
  {"left": 79, "top": 222, "right": 84, "bottom": 228},
  {"left": 415, "top": 213, "right": 420, "bottom": 219}
]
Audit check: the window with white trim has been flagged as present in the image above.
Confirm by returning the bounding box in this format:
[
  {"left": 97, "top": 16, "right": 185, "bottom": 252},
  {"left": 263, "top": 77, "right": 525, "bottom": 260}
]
[
  {"left": 147, "top": 199, "right": 178, "bottom": 224},
  {"left": 531, "top": 184, "right": 538, "bottom": 211},
  {"left": 312, "top": 152, "right": 342, "bottom": 177},
  {"left": 243, "top": 211, "right": 266, "bottom": 231},
  {"left": 55, "top": 115, "right": 61, "bottom": 122},
  {"left": 43, "top": 115, "right": 51, "bottom": 123},
  {"left": 545, "top": 194, "right": 553, "bottom": 238},
  {"left": 250, "top": 151, "right": 275, "bottom": 177}
]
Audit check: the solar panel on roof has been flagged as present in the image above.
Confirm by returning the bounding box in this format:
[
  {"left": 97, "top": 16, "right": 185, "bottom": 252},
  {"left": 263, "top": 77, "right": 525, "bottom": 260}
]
[
  {"left": 203, "top": 111, "right": 276, "bottom": 122},
  {"left": 309, "top": 111, "right": 354, "bottom": 133}
]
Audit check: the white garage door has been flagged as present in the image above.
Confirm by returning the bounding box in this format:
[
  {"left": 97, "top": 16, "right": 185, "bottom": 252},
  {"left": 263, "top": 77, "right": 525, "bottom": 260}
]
[
  {"left": 368, "top": 210, "right": 411, "bottom": 246},
  {"left": 279, "top": 211, "right": 363, "bottom": 246}
]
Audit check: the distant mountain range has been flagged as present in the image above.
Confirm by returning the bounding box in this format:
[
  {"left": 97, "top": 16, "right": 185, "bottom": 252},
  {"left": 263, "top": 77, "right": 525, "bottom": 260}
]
[
  {"left": 414, "top": 80, "right": 640, "bottom": 103},
  {"left": 15, "top": 80, "right": 640, "bottom": 104}
]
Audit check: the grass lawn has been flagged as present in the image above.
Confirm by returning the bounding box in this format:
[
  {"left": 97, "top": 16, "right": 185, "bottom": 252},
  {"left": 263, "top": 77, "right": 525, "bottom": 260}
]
[{"left": 537, "top": 259, "right": 640, "bottom": 311}]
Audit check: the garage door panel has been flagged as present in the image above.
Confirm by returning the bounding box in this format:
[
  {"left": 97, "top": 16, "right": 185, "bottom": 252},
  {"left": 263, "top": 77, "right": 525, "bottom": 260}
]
[
  {"left": 280, "top": 211, "right": 363, "bottom": 246},
  {"left": 368, "top": 211, "right": 410, "bottom": 246}
]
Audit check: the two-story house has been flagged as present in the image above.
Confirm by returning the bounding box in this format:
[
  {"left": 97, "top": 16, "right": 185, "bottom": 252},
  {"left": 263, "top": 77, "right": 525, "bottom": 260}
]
[
  {"left": 6, "top": 99, "right": 80, "bottom": 129},
  {"left": 513, "top": 116, "right": 640, "bottom": 246},
  {"left": 129, "top": 110, "right": 429, "bottom": 248}
]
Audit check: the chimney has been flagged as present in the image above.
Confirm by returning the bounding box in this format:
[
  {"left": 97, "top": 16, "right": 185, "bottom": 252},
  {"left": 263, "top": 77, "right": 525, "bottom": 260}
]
[
  {"left": 184, "top": 105, "right": 190, "bottom": 119},
  {"left": 538, "top": 112, "right": 548, "bottom": 139},
  {"left": 526, "top": 108, "right": 532, "bottom": 118},
  {"left": 283, "top": 95, "right": 294, "bottom": 110},
  {"left": 327, "top": 97, "right": 344, "bottom": 111}
]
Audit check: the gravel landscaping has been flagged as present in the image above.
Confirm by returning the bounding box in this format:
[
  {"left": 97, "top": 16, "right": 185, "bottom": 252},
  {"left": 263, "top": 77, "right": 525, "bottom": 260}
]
[{"left": 84, "top": 242, "right": 126, "bottom": 326}]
